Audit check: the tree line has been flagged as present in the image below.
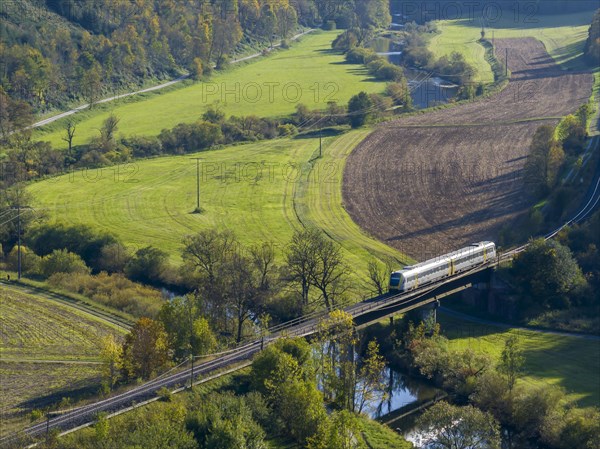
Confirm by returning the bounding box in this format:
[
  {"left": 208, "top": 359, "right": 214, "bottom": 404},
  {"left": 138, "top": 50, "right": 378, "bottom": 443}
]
[{"left": 0, "top": 0, "right": 393, "bottom": 123}]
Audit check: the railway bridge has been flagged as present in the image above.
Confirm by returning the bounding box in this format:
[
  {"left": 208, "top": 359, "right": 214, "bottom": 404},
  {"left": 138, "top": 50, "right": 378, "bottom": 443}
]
[{"left": 5, "top": 137, "right": 600, "bottom": 448}]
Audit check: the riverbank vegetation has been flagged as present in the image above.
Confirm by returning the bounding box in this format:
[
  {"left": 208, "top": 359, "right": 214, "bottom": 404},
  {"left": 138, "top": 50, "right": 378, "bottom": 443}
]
[
  {"left": 367, "top": 314, "right": 600, "bottom": 448},
  {"left": 30, "top": 312, "right": 412, "bottom": 449}
]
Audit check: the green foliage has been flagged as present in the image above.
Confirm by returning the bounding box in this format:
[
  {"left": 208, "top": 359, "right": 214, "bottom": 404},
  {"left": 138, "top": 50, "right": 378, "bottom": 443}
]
[
  {"left": 512, "top": 238, "right": 587, "bottom": 310},
  {"left": 584, "top": 9, "right": 600, "bottom": 65},
  {"left": 47, "top": 271, "right": 163, "bottom": 317},
  {"left": 186, "top": 392, "right": 266, "bottom": 449},
  {"left": 524, "top": 125, "right": 565, "bottom": 198},
  {"left": 348, "top": 92, "right": 372, "bottom": 128},
  {"left": 416, "top": 401, "right": 501, "bottom": 449},
  {"left": 26, "top": 222, "right": 117, "bottom": 273},
  {"left": 39, "top": 249, "right": 90, "bottom": 278},
  {"left": 122, "top": 317, "right": 170, "bottom": 380},
  {"left": 124, "top": 246, "right": 169, "bottom": 286},
  {"left": 250, "top": 338, "right": 312, "bottom": 394},
  {"left": 497, "top": 335, "right": 525, "bottom": 392}
]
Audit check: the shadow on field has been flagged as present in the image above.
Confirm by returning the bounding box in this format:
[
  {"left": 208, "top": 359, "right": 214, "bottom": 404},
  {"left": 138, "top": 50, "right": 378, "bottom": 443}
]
[
  {"left": 295, "top": 128, "right": 345, "bottom": 139},
  {"left": 520, "top": 336, "right": 600, "bottom": 407},
  {"left": 18, "top": 378, "right": 101, "bottom": 412}
]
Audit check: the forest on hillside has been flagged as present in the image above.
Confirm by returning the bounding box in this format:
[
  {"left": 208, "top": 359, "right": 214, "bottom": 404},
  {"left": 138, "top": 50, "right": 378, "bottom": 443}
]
[{"left": 0, "top": 0, "right": 390, "bottom": 128}]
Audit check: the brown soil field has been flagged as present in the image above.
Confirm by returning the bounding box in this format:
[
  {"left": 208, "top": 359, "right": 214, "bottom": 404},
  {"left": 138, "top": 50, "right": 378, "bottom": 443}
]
[{"left": 343, "top": 38, "right": 594, "bottom": 260}]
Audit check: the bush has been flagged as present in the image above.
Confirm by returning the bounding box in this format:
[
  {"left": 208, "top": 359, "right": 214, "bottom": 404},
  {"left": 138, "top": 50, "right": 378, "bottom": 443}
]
[
  {"left": 121, "top": 136, "right": 163, "bottom": 158},
  {"left": 323, "top": 20, "right": 337, "bottom": 31},
  {"left": 48, "top": 271, "right": 163, "bottom": 317},
  {"left": 40, "top": 249, "right": 90, "bottom": 278},
  {"left": 124, "top": 246, "right": 169, "bottom": 286},
  {"left": 345, "top": 47, "right": 375, "bottom": 64},
  {"left": 26, "top": 223, "right": 117, "bottom": 272},
  {"left": 6, "top": 245, "right": 41, "bottom": 275}
]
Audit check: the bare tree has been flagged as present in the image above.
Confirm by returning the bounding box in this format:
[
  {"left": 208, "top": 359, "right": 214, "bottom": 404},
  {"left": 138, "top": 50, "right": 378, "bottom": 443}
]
[
  {"left": 287, "top": 228, "right": 348, "bottom": 311},
  {"left": 251, "top": 242, "right": 276, "bottom": 291},
  {"left": 62, "top": 120, "right": 76, "bottom": 161},
  {"left": 286, "top": 228, "right": 317, "bottom": 307},
  {"left": 367, "top": 258, "right": 394, "bottom": 296},
  {"left": 101, "top": 114, "right": 120, "bottom": 143},
  {"left": 309, "top": 234, "right": 348, "bottom": 311}
]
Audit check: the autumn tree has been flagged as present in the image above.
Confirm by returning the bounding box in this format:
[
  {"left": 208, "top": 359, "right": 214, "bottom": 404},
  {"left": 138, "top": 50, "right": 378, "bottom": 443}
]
[
  {"left": 81, "top": 63, "right": 103, "bottom": 108},
  {"left": 257, "top": 4, "right": 278, "bottom": 48},
  {"left": 275, "top": 4, "right": 298, "bottom": 40},
  {"left": 122, "top": 317, "right": 170, "bottom": 380},
  {"left": 100, "top": 334, "right": 123, "bottom": 391},
  {"left": 210, "top": 16, "right": 243, "bottom": 68}
]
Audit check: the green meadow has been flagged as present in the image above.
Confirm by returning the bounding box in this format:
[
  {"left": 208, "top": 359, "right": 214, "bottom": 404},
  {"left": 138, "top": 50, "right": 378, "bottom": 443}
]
[
  {"left": 28, "top": 130, "right": 410, "bottom": 288},
  {"left": 34, "top": 31, "right": 387, "bottom": 151},
  {"left": 439, "top": 313, "right": 600, "bottom": 408},
  {"left": 429, "top": 11, "right": 595, "bottom": 83}
]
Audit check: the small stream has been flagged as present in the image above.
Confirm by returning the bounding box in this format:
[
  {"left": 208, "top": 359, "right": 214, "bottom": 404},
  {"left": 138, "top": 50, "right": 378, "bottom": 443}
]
[{"left": 367, "top": 36, "right": 459, "bottom": 109}]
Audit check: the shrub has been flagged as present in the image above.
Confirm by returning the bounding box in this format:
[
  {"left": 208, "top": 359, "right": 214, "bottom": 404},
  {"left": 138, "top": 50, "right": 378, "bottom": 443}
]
[
  {"left": 323, "top": 20, "right": 337, "bottom": 31},
  {"left": 48, "top": 272, "right": 163, "bottom": 317},
  {"left": 40, "top": 249, "right": 90, "bottom": 278}
]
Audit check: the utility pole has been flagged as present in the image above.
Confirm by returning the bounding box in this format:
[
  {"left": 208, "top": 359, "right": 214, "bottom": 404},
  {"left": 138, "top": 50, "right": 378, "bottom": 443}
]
[
  {"left": 191, "top": 158, "right": 203, "bottom": 213},
  {"left": 17, "top": 201, "right": 21, "bottom": 280},
  {"left": 505, "top": 48, "right": 509, "bottom": 77}
]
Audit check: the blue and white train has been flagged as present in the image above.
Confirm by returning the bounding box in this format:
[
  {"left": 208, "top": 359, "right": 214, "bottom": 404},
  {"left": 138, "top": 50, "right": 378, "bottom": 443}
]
[{"left": 389, "top": 242, "right": 497, "bottom": 292}]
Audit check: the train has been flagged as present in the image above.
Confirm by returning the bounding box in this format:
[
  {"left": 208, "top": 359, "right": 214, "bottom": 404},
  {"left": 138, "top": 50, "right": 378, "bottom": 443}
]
[{"left": 389, "top": 241, "right": 497, "bottom": 292}]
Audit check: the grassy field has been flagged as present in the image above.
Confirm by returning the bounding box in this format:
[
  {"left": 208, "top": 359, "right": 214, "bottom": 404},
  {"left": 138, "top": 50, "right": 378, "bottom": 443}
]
[
  {"left": 0, "top": 284, "right": 126, "bottom": 437},
  {"left": 429, "top": 11, "right": 595, "bottom": 83},
  {"left": 27, "top": 130, "right": 411, "bottom": 291},
  {"left": 438, "top": 312, "right": 600, "bottom": 408},
  {"left": 33, "top": 30, "right": 387, "bottom": 151}
]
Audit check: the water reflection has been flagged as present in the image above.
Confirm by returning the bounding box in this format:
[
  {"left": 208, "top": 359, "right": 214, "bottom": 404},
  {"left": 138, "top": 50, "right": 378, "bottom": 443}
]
[
  {"left": 361, "top": 366, "right": 440, "bottom": 419},
  {"left": 367, "top": 36, "right": 459, "bottom": 108}
]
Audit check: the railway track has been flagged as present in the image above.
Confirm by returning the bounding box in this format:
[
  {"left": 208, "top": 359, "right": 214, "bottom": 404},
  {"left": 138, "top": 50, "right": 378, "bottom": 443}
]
[{"left": 4, "top": 138, "right": 599, "bottom": 448}]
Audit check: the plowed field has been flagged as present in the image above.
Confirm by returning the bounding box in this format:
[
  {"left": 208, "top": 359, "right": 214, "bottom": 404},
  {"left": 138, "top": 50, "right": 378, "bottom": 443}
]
[{"left": 343, "top": 38, "right": 593, "bottom": 259}]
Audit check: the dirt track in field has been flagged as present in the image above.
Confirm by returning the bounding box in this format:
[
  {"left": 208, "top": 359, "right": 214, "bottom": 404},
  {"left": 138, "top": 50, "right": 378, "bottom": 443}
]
[{"left": 343, "top": 38, "right": 593, "bottom": 260}]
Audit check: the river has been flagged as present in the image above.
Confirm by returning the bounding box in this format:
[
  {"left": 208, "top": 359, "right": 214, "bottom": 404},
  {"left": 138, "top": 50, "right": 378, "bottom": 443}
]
[{"left": 368, "top": 36, "right": 459, "bottom": 109}]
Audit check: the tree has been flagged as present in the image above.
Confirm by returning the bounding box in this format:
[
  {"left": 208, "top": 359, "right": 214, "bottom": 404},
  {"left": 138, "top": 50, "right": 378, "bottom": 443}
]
[
  {"left": 348, "top": 92, "right": 372, "bottom": 128},
  {"left": 512, "top": 238, "right": 586, "bottom": 309},
  {"left": 497, "top": 335, "right": 524, "bottom": 392},
  {"left": 257, "top": 4, "right": 277, "bottom": 48},
  {"left": 124, "top": 246, "right": 169, "bottom": 286},
  {"left": 100, "top": 334, "right": 123, "bottom": 391},
  {"left": 355, "top": 340, "right": 387, "bottom": 413},
  {"left": 367, "top": 258, "right": 393, "bottom": 295},
  {"left": 122, "top": 317, "right": 170, "bottom": 380},
  {"left": 315, "top": 310, "right": 357, "bottom": 410},
  {"left": 251, "top": 242, "right": 276, "bottom": 291},
  {"left": 353, "top": 0, "right": 391, "bottom": 45},
  {"left": 416, "top": 401, "right": 501, "bottom": 449},
  {"left": 101, "top": 113, "right": 120, "bottom": 144},
  {"left": 210, "top": 17, "right": 243, "bottom": 68},
  {"left": 81, "top": 63, "right": 103, "bottom": 108},
  {"left": 308, "top": 232, "right": 348, "bottom": 311},
  {"left": 524, "top": 125, "right": 562, "bottom": 197},
  {"left": 286, "top": 228, "right": 317, "bottom": 307},
  {"left": 62, "top": 120, "right": 77, "bottom": 162},
  {"left": 276, "top": 4, "right": 298, "bottom": 40}
]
